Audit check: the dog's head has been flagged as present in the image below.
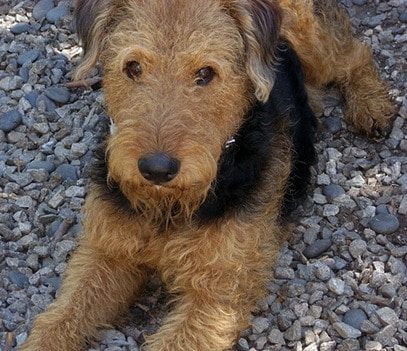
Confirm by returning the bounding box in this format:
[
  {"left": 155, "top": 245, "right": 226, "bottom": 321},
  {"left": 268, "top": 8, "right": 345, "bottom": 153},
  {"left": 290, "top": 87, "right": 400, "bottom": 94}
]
[{"left": 75, "top": 0, "right": 281, "bottom": 220}]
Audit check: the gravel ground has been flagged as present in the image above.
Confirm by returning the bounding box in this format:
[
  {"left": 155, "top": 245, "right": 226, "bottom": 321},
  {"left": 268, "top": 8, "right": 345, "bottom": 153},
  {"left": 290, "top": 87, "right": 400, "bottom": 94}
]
[{"left": 0, "top": 0, "right": 406, "bottom": 350}]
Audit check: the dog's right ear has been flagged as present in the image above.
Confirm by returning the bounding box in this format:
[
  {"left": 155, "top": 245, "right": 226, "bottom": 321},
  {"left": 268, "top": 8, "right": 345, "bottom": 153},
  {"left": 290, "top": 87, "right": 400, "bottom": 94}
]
[
  {"left": 223, "top": 0, "right": 282, "bottom": 103},
  {"left": 73, "top": 0, "right": 112, "bottom": 80}
]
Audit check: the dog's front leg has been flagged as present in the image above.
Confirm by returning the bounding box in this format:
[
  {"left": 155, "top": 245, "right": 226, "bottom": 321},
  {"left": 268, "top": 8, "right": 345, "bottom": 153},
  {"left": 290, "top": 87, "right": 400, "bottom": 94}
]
[
  {"left": 144, "top": 292, "right": 246, "bottom": 351},
  {"left": 145, "top": 220, "right": 279, "bottom": 351},
  {"left": 20, "top": 243, "right": 147, "bottom": 351}
]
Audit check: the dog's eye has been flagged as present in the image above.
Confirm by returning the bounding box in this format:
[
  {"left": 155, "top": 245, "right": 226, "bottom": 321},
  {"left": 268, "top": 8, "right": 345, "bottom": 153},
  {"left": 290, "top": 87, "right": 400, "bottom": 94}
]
[
  {"left": 195, "top": 66, "right": 215, "bottom": 86},
  {"left": 125, "top": 61, "right": 142, "bottom": 80}
]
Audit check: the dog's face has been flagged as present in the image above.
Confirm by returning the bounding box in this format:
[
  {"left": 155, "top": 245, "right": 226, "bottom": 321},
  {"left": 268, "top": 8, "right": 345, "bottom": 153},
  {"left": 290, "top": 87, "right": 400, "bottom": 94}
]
[{"left": 75, "top": 0, "right": 281, "bottom": 218}]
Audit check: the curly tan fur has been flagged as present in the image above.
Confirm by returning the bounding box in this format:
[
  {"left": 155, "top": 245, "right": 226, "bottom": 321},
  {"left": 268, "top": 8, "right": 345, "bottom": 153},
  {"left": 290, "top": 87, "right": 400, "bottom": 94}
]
[{"left": 279, "top": 0, "right": 395, "bottom": 134}]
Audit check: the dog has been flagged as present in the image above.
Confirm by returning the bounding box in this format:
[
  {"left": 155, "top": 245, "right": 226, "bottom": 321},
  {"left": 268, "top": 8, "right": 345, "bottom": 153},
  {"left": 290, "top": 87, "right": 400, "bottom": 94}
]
[{"left": 20, "top": 0, "right": 394, "bottom": 350}]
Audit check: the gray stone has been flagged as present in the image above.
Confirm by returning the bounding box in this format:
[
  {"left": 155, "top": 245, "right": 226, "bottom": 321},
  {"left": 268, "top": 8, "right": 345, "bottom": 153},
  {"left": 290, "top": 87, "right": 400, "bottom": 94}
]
[
  {"left": 17, "top": 233, "right": 38, "bottom": 250},
  {"left": 54, "top": 164, "right": 79, "bottom": 182},
  {"left": 313, "top": 193, "right": 327, "bottom": 205},
  {"left": 17, "top": 49, "right": 40, "bottom": 66},
  {"left": 373, "top": 325, "right": 396, "bottom": 346},
  {"left": 255, "top": 336, "right": 267, "bottom": 350},
  {"left": 47, "top": 221, "right": 62, "bottom": 239},
  {"left": 28, "top": 168, "right": 49, "bottom": 182},
  {"left": 10, "top": 23, "right": 32, "bottom": 34},
  {"left": 26, "top": 254, "right": 39, "bottom": 271},
  {"left": 376, "top": 204, "right": 389, "bottom": 215},
  {"left": 323, "top": 184, "right": 345, "bottom": 201},
  {"left": 27, "top": 161, "right": 55, "bottom": 173},
  {"left": 7, "top": 259, "right": 20, "bottom": 270},
  {"left": 71, "top": 142, "right": 88, "bottom": 157},
  {"left": 376, "top": 307, "right": 399, "bottom": 326},
  {"left": 33, "top": 0, "right": 55, "bottom": 20},
  {"left": 19, "top": 66, "right": 30, "bottom": 82},
  {"left": 0, "top": 76, "right": 24, "bottom": 91},
  {"left": 48, "top": 189, "right": 65, "bottom": 209},
  {"left": 46, "top": 3, "right": 71, "bottom": 23},
  {"left": 36, "top": 94, "right": 57, "bottom": 112},
  {"left": 361, "top": 320, "right": 380, "bottom": 334},
  {"left": 326, "top": 148, "right": 342, "bottom": 161},
  {"left": 100, "top": 329, "right": 127, "bottom": 345},
  {"left": 16, "top": 332, "right": 28, "bottom": 347},
  {"left": 342, "top": 339, "right": 361, "bottom": 351},
  {"left": 369, "top": 271, "right": 388, "bottom": 288},
  {"left": 352, "top": 0, "right": 367, "bottom": 5},
  {"left": 369, "top": 213, "right": 400, "bottom": 234},
  {"left": 284, "top": 320, "right": 301, "bottom": 341},
  {"left": 32, "top": 122, "right": 50, "bottom": 135},
  {"left": 346, "top": 174, "right": 366, "bottom": 187},
  {"left": 397, "top": 174, "right": 407, "bottom": 188},
  {"left": 398, "top": 195, "right": 407, "bottom": 215},
  {"left": 294, "top": 302, "right": 308, "bottom": 318},
  {"left": 320, "top": 341, "right": 336, "bottom": 351},
  {"left": 277, "top": 310, "right": 295, "bottom": 331},
  {"left": 314, "top": 262, "right": 332, "bottom": 281},
  {"left": 45, "top": 277, "right": 61, "bottom": 291},
  {"left": 309, "top": 290, "right": 324, "bottom": 304},
  {"left": 333, "top": 257, "right": 347, "bottom": 270},
  {"left": 387, "top": 256, "right": 406, "bottom": 275},
  {"left": 323, "top": 204, "right": 339, "bottom": 217},
  {"left": 25, "top": 91, "right": 39, "bottom": 107},
  {"left": 52, "top": 240, "right": 77, "bottom": 262},
  {"left": 44, "top": 86, "right": 71, "bottom": 104},
  {"left": 400, "top": 12, "right": 407, "bottom": 23},
  {"left": 31, "top": 245, "right": 49, "bottom": 258},
  {"left": 324, "top": 116, "right": 342, "bottom": 134},
  {"left": 31, "top": 293, "right": 54, "bottom": 310},
  {"left": 15, "top": 195, "right": 36, "bottom": 209},
  {"left": 348, "top": 239, "right": 367, "bottom": 258},
  {"left": 7, "top": 131, "right": 26, "bottom": 144},
  {"left": 237, "top": 338, "right": 249, "bottom": 350},
  {"left": 0, "top": 223, "right": 15, "bottom": 241},
  {"left": 332, "top": 322, "right": 362, "bottom": 339},
  {"left": 29, "top": 267, "right": 54, "bottom": 286},
  {"left": 328, "top": 278, "right": 345, "bottom": 295},
  {"left": 65, "top": 185, "right": 86, "bottom": 198},
  {"left": 274, "top": 266, "right": 295, "bottom": 280},
  {"left": 365, "top": 341, "right": 383, "bottom": 351},
  {"left": 317, "top": 173, "right": 331, "bottom": 185},
  {"left": 343, "top": 309, "right": 368, "bottom": 330},
  {"left": 303, "top": 239, "right": 332, "bottom": 259},
  {"left": 267, "top": 329, "right": 285, "bottom": 345},
  {"left": 364, "top": 14, "right": 387, "bottom": 28},
  {"left": 8, "top": 270, "right": 29, "bottom": 288},
  {"left": 297, "top": 264, "right": 314, "bottom": 280},
  {"left": 303, "top": 225, "right": 319, "bottom": 245},
  {"left": 252, "top": 317, "right": 270, "bottom": 334},
  {"left": 380, "top": 284, "right": 396, "bottom": 298},
  {"left": 7, "top": 172, "right": 33, "bottom": 187}
]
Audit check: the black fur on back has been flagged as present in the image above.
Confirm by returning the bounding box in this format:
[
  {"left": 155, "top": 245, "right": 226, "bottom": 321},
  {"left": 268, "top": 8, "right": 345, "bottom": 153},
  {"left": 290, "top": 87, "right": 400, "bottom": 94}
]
[
  {"left": 195, "top": 40, "right": 317, "bottom": 224},
  {"left": 89, "top": 40, "right": 316, "bottom": 225}
]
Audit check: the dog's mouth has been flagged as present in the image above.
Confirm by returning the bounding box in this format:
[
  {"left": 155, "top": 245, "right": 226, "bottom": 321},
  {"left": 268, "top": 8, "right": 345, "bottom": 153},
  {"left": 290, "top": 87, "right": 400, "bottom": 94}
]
[{"left": 118, "top": 181, "right": 210, "bottom": 229}]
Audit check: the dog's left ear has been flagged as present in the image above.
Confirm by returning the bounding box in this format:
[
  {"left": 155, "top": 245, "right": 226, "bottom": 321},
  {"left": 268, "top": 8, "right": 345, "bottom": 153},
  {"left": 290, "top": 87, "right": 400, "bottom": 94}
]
[
  {"left": 224, "top": 0, "right": 282, "bottom": 102},
  {"left": 73, "top": 0, "right": 113, "bottom": 80}
]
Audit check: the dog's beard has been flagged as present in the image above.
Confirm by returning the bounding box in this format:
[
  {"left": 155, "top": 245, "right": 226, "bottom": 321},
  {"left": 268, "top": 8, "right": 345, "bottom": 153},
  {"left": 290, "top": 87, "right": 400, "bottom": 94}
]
[{"left": 119, "top": 181, "right": 211, "bottom": 229}]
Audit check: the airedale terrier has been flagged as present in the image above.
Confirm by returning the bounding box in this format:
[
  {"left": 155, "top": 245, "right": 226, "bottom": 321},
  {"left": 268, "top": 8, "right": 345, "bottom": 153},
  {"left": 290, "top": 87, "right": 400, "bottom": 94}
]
[{"left": 21, "top": 0, "right": 394, "bottom": 350}]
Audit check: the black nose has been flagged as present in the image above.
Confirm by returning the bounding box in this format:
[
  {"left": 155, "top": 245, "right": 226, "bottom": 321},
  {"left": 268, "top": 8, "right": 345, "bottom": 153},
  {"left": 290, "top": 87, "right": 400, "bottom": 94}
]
[{"left": 138, "top": 153, "right": 180, "bottom": 184}]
